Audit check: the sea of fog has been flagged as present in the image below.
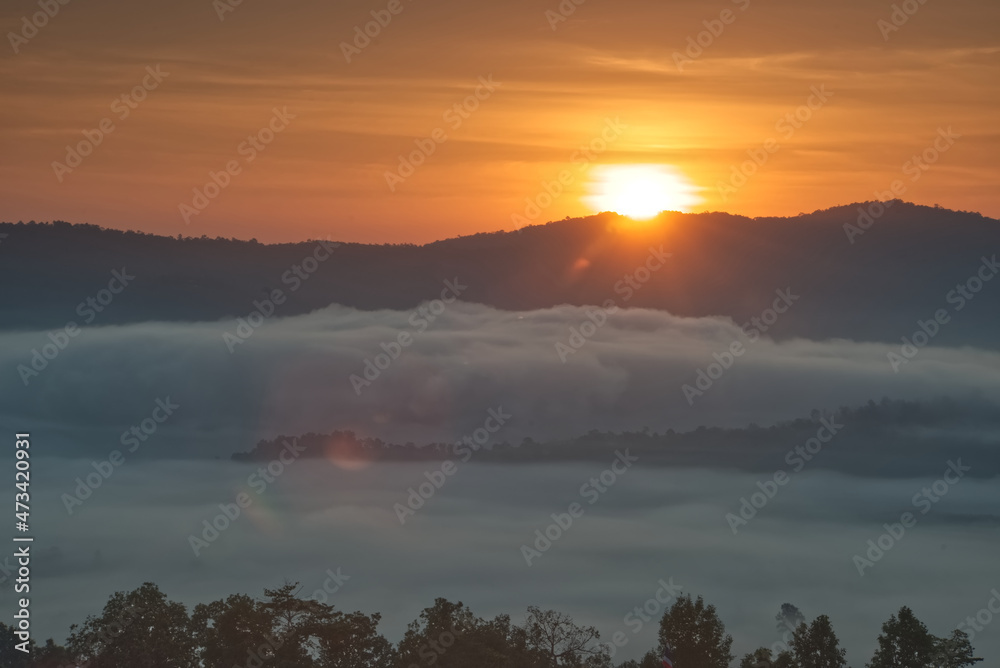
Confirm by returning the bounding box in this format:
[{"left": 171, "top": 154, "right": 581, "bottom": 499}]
[{"left": 9, "top": 457, "right": 1000, "bottom": 665}]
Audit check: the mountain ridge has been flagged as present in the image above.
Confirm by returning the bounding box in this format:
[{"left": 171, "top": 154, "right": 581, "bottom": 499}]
[{"left": 2, "top": 201, "right": 997, "bottom": 349}]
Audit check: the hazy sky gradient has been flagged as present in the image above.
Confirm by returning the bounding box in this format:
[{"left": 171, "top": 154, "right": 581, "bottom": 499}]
[{"left": 2, "top": 0, "right": 998, "bottom": 242}]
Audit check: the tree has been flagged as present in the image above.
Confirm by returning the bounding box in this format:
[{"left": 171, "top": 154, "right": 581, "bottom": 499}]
[
  {"left": 470, "top": 612, "right": 548, "bottom": 668},
  {"left": 775, "top": 651, "right": 797, "bottom": 668},
  {"left": 191, "top": 593, "right": 276, "bottom": 668},
  {"left": 657, "top": 595, "right": 734, "bottom": 668},
  {"left": 790, "top": 615, "right": 847, "bottom": 668},
  {"left": 392, "top": 599, "right": 606, "bottom": 668},
  {"left": 616, "top": 651, "right": 662, "bottom": 668},
  {"left": 33, "top": 638, "right": 76, "bottom": 668},
  {"left": 867, "top": 607, "right": 936, "bottom": 668},
  {"left": 261, "top": 581, "right": 341, "bottom": 667},
  {"left": 932, "top": 629, "right": 982, "bottom": 668},
  {"left": 10, "top": 579, "right": 994, "bottom": 668},
  {"left": 316, "top": 610, "right": 394, "bottom": 668},
  {"left": 736, "top": 646, "right": 795, "bottom": 668},
  {"left": 524, "top": 606, "right": 609, "bottom": 667},
  {"left": 393, "top": 598, "right": 482, "bottom": 668},
  {"left": 0, "top": 623, "right": 72, "bottom": 667},
  {"left": 0, "top": 622, "right": 33, "bottom": 668},
  {"left": 67, "top": 582, "right": 196, "bottom": 668},
  {"left": 741, "top": 646, "right": 775, "bottom": 668},
  {"left": 639, "top": 651, "right": 663, "bottom": 668}
]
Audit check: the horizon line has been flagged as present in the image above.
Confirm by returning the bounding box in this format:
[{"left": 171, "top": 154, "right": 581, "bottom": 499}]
[{"left": 1, "top": 199, "right": 994, "bottom": 248}]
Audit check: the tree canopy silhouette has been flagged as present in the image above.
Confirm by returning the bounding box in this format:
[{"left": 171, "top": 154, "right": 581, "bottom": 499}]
[{"left": 0, "top": 584, "right": 986, "bottom": 668}]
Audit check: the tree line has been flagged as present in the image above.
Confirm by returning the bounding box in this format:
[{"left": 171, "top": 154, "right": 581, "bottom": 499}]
[
  {"left": 230, "top": 398, "right": 1000, "bottom": 482},
  {"left": 0, "top": 582, "right": 984, "bottom": 667}
]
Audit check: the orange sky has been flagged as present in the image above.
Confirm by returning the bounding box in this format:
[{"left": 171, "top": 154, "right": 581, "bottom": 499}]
[{"left": 1, "top": 0, "right": 997, "bottom": 243}]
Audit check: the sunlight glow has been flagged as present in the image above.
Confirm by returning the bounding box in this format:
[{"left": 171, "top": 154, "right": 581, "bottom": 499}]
[
  {"left": 584, "top": 164, "right": 702, "bottom": 219},
  {"left": 324, "top": 438, "right": 373, "bottom": 471}
]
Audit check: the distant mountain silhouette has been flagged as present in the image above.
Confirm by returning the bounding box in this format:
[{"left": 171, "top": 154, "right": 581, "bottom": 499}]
[
  {"left": 2, "top": 202, "right": 997, "bottom": 348},
  {"left": 232, "top": 397, "right": 1000, "bottom": 479}
]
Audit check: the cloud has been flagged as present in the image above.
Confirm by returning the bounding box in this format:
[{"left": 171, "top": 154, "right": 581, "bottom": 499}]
[{"left": 3, "top": 301, "right": 1000, "bottom": 458}]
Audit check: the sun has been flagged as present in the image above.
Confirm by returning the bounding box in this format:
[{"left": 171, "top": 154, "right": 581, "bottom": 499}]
[{"left": 584, "top": 164, "right": 701, "bottom": 219}]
